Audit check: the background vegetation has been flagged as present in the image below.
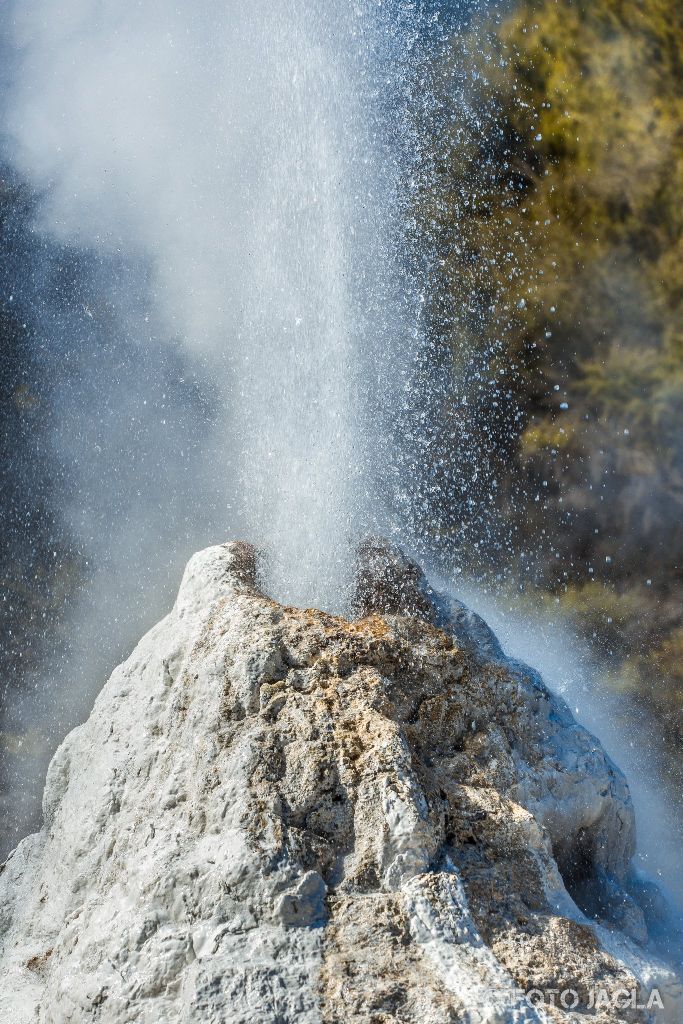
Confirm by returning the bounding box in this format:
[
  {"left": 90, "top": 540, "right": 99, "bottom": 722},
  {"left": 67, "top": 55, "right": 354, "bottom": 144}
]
[{"left": 423, "top": 0, "right": 683, "bottom": 749}]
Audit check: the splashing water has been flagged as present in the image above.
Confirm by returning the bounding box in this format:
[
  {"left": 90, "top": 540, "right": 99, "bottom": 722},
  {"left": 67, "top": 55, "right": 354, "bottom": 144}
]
[
  {"left": 2, "top": 0, "right": 444, "bottom": 610},
  {"left": 0, "top": 0, "right": 459, "bottom": 844},
  {"left": 2, "top": 0, "right": 683, "bottom": 973}
]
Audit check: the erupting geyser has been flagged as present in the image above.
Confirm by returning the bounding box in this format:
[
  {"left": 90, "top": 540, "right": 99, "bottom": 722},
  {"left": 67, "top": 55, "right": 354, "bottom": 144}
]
[
  {"left": 1, "top": 2, "right": 682, "bottom": 1014},
  {"left": 3, "top": 0, "right": 434, "bottom": 610},
  {"left": 0, "top": 0, "right": 440, "bottom": 843}
]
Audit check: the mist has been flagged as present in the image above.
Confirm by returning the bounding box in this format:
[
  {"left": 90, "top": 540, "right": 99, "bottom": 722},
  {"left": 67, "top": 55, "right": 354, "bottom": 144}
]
[
  {"left": 0, "top": 0, "right": 467, "bottom": 848},
  {"left": 4, "top": 1, "right": 386, "bottom": 607},
  {"left": 453, "top": 581, "right": 683, "bottom": 966}
]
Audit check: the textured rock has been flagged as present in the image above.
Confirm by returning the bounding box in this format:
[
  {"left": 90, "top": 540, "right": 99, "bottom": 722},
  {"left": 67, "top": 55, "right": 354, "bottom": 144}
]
[{"left": 0, "top": 540, "right": 681, "bottom": 1022}]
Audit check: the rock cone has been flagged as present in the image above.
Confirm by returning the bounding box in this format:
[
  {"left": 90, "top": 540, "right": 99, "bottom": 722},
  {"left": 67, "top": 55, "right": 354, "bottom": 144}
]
[{"left": 0, "top": 541, "right": 680, "bottom": 1022}]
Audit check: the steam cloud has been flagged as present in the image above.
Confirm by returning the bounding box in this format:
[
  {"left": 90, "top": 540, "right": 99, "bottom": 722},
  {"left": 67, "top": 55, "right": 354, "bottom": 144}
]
[
  {"left": 0, "top": 0, "right": 441, "bottom": 844},
  {"left": 4, "top": 0, "right": 429, "bottom": 607},
  {"left": 1, "top": 0, "right": 682, "bottom": 976}
]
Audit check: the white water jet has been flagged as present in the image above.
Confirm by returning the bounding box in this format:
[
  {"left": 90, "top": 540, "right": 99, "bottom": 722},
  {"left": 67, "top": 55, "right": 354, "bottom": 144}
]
[
  {"left": 3, "top": 0, "right": 426, "bottom": 610},
  {"left": 0, "top": 0, "right": 443, "bottom": 846}
]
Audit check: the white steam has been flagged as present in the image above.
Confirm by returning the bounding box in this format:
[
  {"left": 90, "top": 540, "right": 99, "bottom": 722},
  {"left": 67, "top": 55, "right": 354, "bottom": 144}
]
[
  {"left": 5, "top": 0, "right": 419, "bottom": 609},
  {"left": 455, "top": 583, "right": 683, "bottom": 964},
  {"left": 0, "top": 0, "right": 439, "bottom": 848}
]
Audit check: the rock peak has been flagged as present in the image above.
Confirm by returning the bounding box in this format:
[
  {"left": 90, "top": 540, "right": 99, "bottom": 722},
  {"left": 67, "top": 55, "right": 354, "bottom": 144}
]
[
  {"left": 352, "top": 537, "right": 439, "bottom": 621},
  {"left": 0, "top": 541, "right": 680, "bottom": 1022}
]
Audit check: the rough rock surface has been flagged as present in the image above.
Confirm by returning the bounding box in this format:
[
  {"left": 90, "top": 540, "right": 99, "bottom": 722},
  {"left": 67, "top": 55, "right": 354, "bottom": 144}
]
[{"left": 0, "top": 540, "right": 681, "bottom": 1023}]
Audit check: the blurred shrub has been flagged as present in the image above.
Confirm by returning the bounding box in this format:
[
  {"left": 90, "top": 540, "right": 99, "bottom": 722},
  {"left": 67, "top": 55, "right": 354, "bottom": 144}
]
[{"left": 421, "top": 0, "right": 683, "bottom": 742}]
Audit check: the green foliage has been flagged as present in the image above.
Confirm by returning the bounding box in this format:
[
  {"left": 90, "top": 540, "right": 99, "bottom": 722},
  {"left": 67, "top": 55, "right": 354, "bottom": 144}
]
[{"left": 423, "top": 0, "right": 683, "bottom": 741}]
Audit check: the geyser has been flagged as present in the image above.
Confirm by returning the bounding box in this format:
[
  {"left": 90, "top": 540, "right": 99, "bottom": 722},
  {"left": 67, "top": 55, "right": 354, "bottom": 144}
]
[
  {"left": 1, "top": 0, "right": 682, "bottom": 990},
  {"left": 3, "top": 0, "right": 434, "bottom": 611},
  {"left": 0, "top": 0, "right": 451, "bottom": 854}
]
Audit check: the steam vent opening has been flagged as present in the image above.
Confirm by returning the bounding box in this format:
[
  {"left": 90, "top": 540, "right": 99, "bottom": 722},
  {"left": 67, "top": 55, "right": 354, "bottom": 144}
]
[{"left": 553, "top": 829, "right": 614, "bottom": 923}]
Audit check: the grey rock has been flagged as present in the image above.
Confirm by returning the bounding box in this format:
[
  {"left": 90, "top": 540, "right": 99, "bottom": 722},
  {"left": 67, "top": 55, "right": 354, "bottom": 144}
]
[{"left": 0, "top": 540, "right": 680, "bottom": 1023}]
